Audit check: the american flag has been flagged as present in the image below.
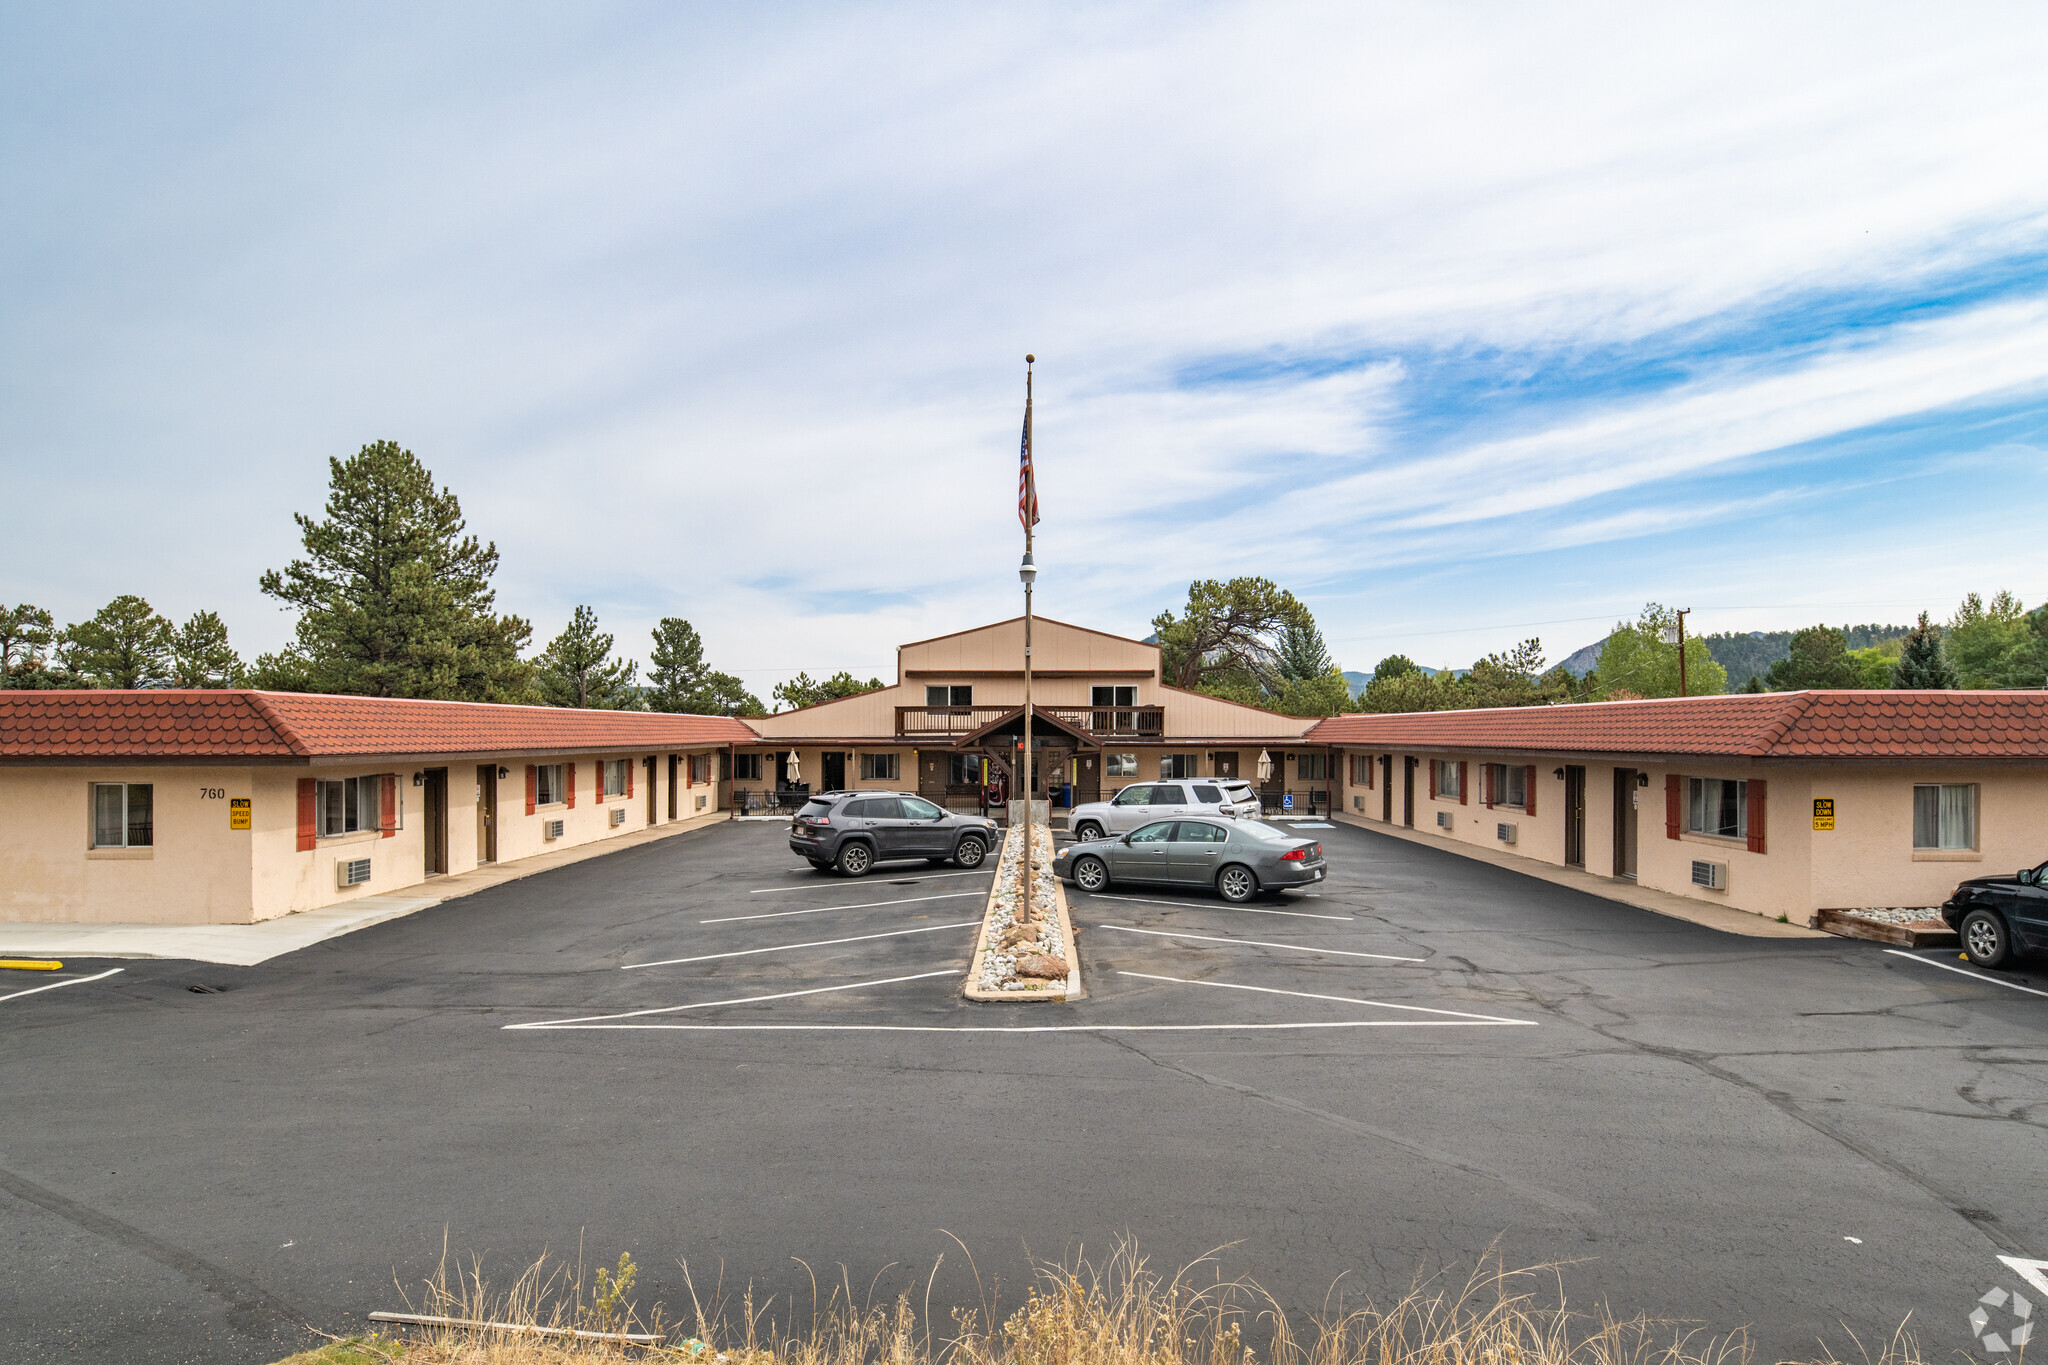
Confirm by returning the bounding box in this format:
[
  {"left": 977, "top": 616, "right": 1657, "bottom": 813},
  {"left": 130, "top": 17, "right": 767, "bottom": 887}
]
[{"left": 1017, "top": 378, "right": 1039, "bottom": 531}]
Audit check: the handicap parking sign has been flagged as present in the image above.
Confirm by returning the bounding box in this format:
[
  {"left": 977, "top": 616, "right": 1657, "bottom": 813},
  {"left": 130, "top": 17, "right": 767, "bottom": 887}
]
[{"left": 1282, "top": 793, "right": 1294, "bottom": 811}]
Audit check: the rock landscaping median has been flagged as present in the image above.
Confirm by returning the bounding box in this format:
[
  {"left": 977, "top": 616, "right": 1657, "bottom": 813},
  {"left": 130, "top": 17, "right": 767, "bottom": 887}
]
[
  {"left": 1812, "top": 906, "right": 1958, "bottom": 947},
  {"left": 964, "top": 823, "right": 1080, "bottom": 1000}
]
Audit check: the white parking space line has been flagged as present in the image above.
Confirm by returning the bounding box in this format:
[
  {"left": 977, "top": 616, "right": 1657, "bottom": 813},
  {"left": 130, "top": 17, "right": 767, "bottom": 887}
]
[
  {"left": 1095, "top": 923, "right": 1423, "bottom": 962},
  {"left": 505, "top": 1021, "right": 1528, "bottom": 1033},
  {"left": 508, "top": 969, "right": 960, "bottom": 1029},
  {"left": 622, "top": 921, "right": 981, "bottom": 970},
  {"left": 748, "top": 871, "right": 989, "bottom": 894},
  {"left": 0, "top": 967, "right": 124, "bottom": 1004},
  {"left": 1079, "top": 893, "right": 1352, "bottom": 921},
  {"left": 1116, "top": 970, "right": 1532, "bottom": 1025},
  {"left": 1885, "top": 949, "right": 2048, "bottom": 998},
  {"left": 702, "top": 892, "right": 982, "bottom": 924}
]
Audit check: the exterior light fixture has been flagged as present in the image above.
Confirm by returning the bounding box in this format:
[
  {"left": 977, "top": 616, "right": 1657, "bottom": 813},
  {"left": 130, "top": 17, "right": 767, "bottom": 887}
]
[
  {"left": 1019, "top": 551, "right": 1037, "bottom": 586},
  {"left": 497, "top": 766, "right": 510, "bottom": 780},
  {"left": 412, "top": 772, "right": 424, "bottom": 787},
  {"left": 1553, "top": 768, "right": 1564, "bottom": 778},
  {"left": 1638, "top": 772, "right": 1651, "bottom": 788}
]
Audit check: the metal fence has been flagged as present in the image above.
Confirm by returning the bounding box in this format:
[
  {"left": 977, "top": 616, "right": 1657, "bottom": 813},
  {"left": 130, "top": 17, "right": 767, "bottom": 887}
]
[
  {"left": 1257, "top": 788, "right": 1332, "bottom": 817},
  {"left": 731, "top": 787, "right": 812, "bottom": 813}
]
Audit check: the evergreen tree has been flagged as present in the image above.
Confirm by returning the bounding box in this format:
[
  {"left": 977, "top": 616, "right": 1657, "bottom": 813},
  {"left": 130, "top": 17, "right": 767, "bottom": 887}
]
[
  {"left": 1765, "top": 625, "right": 1863, "bottom": 690},
  {"left": 169, "top": 610, "right": 247, "bottom": 687},
  {"left": 1152, "top": 578, "right": 1314, "bottom": 695},
  {"left": 1592, "top": 604, "right": 1727, "bottom": 698},
  {"left": 1276, "top": 620, "right": 1335, "bottom": 682},
  {"left": 536, "top": 605, "right": 642, "bottom": 709},
  {"left": 1892, "top": 611, "right": 1958, "bottom": 689},
  {"left": 647, "top": 617, "right": 765, "bottom": 716},
  {"left": 1370, "top": 654, "right": 1420, "bottom": 682},
  {"left": 772, "top": 670, "right": 884, "bottom": 712},
  {"left": 60, "top": 596, "right": 175, "bottom": 688},
  {"left": 0, "top": 604, "right": 57, "bottom": 687},
  {"left": 256, "top": 441, "right": 533, "bottom": 699}
]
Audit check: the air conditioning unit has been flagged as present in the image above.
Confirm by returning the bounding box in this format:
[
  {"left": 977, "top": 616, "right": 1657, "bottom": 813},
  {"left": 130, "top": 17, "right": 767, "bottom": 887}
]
[
  {"left": 1353, "top": 795, "right": 1364, "bottom": 811},
  {"left": 1691, "top": 860, "right": 1728, "bottom": 890},
  {"left": 1496, "top": 823, "right": 1518, "bottom": 845},
  {"left": 543, "top": 819, "right": 565, "bottom": 841},
  {"left": 610, "top": 808, "right": 628, "bottom": 827},
  {"left": 1436, "top": 811, "right": 1454, "bottom": 830},
  {"left": 337, "top": 857, "right": 371, "bottom": 888},
  {"left": 695, "top": 794, "right": 708, "bottom": 811}
]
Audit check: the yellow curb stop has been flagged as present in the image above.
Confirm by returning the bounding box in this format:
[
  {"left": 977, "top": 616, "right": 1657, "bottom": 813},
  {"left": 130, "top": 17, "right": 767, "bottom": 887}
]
[{"left": 1, "top": 960, "right": 63, "bottom": 971}]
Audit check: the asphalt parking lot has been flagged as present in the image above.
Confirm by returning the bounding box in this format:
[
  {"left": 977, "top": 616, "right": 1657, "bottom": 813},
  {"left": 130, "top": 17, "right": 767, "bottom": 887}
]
[{"left": 2, "top": 818, "right": 2044, "bottom": 1364}]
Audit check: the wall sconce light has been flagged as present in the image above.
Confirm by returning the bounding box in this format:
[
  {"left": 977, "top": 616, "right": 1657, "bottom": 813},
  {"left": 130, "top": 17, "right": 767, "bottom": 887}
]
[
  {"left": 497, "top": 766, "right": 511, "bottom": 780},
  {"left": 412, "top": 772, "right": 424, "bottom": 787},
  {"left": 1553, "top": 768, "right": 1564, "bottom": 779},
  {"left": 1638, "top": 772, "right": 1651, "bottom": 787}
]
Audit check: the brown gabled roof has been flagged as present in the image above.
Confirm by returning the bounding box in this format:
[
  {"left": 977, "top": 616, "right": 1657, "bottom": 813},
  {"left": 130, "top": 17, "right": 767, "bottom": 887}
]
[
  {"left": 0, "top": 690, "right": 761, "bottom": 762},
  {"left": 1302, "top": 690, "right": 2048, "bottom": 760}
]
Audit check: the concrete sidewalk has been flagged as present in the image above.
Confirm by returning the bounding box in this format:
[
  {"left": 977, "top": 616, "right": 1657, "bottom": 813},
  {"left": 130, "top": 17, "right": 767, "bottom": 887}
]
[
  {"left": 1331, "top": 811, "right": 1828, "bottom": 939},
  {"left": 0, "top": 808, "right": 733, "bottom": 966}
]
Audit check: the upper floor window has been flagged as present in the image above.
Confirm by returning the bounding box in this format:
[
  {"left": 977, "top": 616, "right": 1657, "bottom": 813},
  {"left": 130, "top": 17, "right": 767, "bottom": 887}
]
[
  {"left": 536, "top": 764, "right": 566, "bottom": 806},
  {"left": 1432, "top": 760, "right": 1462, "bottom": 800},
  {"left": 1913, "top": 784, "right": 1976, "bottom": 850},
  {"left": 92, "top": 782, "right": 153, "bottom": 848},
  {"left": 1686, "top": 777, "right": 1748, "bottom": 840},
  {"left": 926, "top": 685, "right": 972, "bottom": 707},
  {"left": 1092, "top": 685, "right": 1137, "bottom": 707}
]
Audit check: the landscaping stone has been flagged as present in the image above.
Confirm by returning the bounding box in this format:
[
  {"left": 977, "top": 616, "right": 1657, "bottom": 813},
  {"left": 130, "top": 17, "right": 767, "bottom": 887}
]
[{"left": 963, "top": 824, "right": 1080, "bottom": 1000}]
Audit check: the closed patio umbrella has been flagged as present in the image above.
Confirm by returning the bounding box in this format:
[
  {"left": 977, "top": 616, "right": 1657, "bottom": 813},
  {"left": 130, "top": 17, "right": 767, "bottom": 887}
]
[
  {"left": 785, "top": 750, "right": 801, "bottom": 783},
  {"left": 1256, "top": 749, "right": 1273, "bottom": 782}
]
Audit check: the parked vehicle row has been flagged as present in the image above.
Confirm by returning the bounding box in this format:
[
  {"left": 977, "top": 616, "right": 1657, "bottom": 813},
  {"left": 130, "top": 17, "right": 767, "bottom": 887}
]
[
  {"left": 788, "top": 791, "right": 999, "bottom": 876},
  {"left": 1052, "top": 818, "right": 1325, "bottom": 903},
  {"left": 1067, "top": 779, "right": 1261, "bottom": 841}
]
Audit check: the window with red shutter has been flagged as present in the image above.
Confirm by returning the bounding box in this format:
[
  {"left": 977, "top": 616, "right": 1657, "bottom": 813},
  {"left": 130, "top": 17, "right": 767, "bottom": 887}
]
[
  {"left": 1665, "top": 774, "right": 1681, "bottom": 840},
  {"left": 297, "top": 778, "right": 317, "bottom": 851},
  {"left": 1746, "top": 779, "right": 1767, "bottom": 854}
]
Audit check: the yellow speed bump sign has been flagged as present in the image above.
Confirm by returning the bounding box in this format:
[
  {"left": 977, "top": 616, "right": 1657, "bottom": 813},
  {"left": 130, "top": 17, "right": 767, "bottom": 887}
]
[
  {"left": 1812, "top": 798, "right": 1835, "bottom": 831},
  {"left": 230, "top": 797, "right": 252, "bottom": 830},
  {"left": 1, "top": 960, "right": 63, "bottom": 971}
]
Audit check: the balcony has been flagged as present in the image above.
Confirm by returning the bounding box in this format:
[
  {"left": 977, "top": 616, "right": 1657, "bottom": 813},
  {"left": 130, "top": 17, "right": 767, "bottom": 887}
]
[{"left": 894, "top": 705, "right": 1166, "bottom": 739}]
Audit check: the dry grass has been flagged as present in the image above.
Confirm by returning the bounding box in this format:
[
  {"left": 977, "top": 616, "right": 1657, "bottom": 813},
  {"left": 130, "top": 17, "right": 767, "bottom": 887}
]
[{"left": 273, "top": 1240, "right": 1936, "bottom": 1365}]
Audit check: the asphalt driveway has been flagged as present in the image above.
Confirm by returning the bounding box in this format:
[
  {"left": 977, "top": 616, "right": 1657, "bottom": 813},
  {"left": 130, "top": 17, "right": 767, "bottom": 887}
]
[{"left": 2, "top": 818, "right": 2043, "bottom": 1364}]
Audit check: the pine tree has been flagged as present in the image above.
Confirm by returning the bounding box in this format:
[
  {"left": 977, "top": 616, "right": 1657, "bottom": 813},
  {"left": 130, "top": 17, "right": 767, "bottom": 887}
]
[
  {"left": 646, "top": 617, "right": 764, "bottom": 715},
  {"left": 169, "top": 611, "right": 247, "bottom": 687},
  {"left": 1892, "top": 611, "right": 1959, "bottom": 689},
  {"left": 0, "top": 604, "right": 57, "bottom": 686},
  {"left": 1765, "top": 625, "right": 1862, "bottom": 690},
  {"left": 537, "top": 605, "right": 642, "bottom": 709},
  {"left": 59, "top": 596, "right": 175, "bottom": 688},
  {"left": 256, "top": 441, "right": 533, "bottom": 699}
]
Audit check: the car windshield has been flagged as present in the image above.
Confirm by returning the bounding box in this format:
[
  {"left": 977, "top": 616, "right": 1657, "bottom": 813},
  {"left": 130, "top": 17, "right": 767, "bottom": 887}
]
[{"left": 1237, "top": 820, "right": 1295, "bottom": 841}]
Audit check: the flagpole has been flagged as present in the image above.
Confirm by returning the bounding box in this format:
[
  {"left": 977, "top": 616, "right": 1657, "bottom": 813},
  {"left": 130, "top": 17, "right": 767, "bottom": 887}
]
[{"left": 1019, "top": 355, "right": 1036, "bottom": 922}]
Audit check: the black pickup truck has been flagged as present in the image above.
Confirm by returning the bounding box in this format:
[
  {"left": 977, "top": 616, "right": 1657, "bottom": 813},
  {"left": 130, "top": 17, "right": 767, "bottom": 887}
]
[{"left": 1941, "top": 864, "right": 2048, "bottom": 968}]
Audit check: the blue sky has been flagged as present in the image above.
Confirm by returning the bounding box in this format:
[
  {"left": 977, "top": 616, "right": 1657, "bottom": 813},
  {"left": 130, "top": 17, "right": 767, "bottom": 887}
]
[{"left": 6, "top": 3, "right": 2048, "bottom": 694}]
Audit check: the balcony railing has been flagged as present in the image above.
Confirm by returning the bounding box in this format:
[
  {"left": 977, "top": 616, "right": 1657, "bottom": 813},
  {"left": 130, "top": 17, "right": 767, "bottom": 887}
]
[{"left": 894, "top": 705, "right": 1167, "bottom": 738}]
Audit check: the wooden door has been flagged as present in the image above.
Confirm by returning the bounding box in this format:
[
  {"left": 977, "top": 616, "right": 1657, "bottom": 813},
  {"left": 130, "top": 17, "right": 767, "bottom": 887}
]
[
  {"left": 645, "top": 756, "right": 658, "bottom": 825},
  {"left": 1077, "top": 750, "right": 1102, "bottom": 804},
  {"left": 1564, "top": 765, "right": 1586, "bottom": 867},
  {"left": 1613, "top": 768, "right": 1638, "bottom": 878},
  {"left": 476, "top": 765, "right": 498, "bottom": 864},
  {"left": 424, "top": 768, "right": 448, "bottom": 875},
  {"left": 1210, "top": 751, "right": 1239, "bottom": 779}
]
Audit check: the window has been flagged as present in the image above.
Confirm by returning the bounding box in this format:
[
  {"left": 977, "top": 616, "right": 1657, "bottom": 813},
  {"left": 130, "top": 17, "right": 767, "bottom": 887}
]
[
  {"left": 1686, "top": 777, "right": 1748, "bottom": 839},
  {"left": 1091, "top": 685, "right": 1137, "bottom": 707},
  {"left": 732, "top": 753, "right": 762, "bottom": 781},
  {"left": 1298, "top": 754, "right": 1328, "bottom": 781},
  {"left": 536, "top": 764, "right": 565, "bottom": 806},
  {"left": 315, "top": 775, "right": 383, "bottom": 837},
  {"left": 1112, "top": 785, "right": 1154, "bottom": 806},
  {"left": 1913, "top": 784, "right": 1976, "bottom": 850},
  {"left": 901, "top": 796, "right": 945, "bottom": 820},
  {"left": 860, "top": 752, "right": 900, "bottom": 781},
  {"left": 1484, "top": 764, "right": 1526, "bottom": 810},
  {"left": 91, "top": 782, "right": 153, "bottom": 848},
  {"left": 1193, "top": 784, "right": 1223, "bottom": 803},
  {"left": 1130, "top": 821, "right": 1174, "bottom": 843},
  {"left": 602, "top": 759, "right": 628, "bottom": 798},
  {"left": 1152, "top": 784, "right": 1186, "bottom": 804},
  {"left": 1179, "top": 821, "right": 1228, "bottom": 843},
  {"left": 925, "top": 685, "right": 972, "bottom": 707},
  {"left": 1433, "top": 760, "right": 1462, "bottom": 800},
  {"left": 690, "top": 755, "right": 712, "bottom": 785},
  {"left": 1352, "top": 755, "right": 1373, "bottom": 787},
  {"left": 1107, "top": 753, "right": 1138, "bottom": 777},
  {"left": 1160, "top": 754, "right": 1196, "bottom": 779}
]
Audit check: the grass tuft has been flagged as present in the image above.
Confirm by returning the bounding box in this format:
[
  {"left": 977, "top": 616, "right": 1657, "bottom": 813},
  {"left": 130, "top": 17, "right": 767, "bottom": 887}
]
[{"left": 274, "top": 1240, "right": 1933, "bottom": 1365}]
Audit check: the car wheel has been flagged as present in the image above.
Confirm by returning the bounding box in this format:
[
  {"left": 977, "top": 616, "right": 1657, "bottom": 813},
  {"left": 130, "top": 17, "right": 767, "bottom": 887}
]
[
  {"left": 1216, "top": 864, "right": 1257, "bottom": 903},
  {"left": 1074, "top": 821, "right": 1104, "bottom": 842},
  {"left": 1073, "top": 855, "right": 1109, "bottom": 892},
  {"left": 836, "top": 842, "right": 874, "bottom": 877},
  {"left": 1961, "top": 907, "right": 2015, "bottom": 969},
  {"left": 954, "top": 836, "right": 987, "bottom": 868}
]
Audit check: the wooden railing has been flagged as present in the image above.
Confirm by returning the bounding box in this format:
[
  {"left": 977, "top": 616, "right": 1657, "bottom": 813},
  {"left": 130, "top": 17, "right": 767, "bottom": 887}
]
[{"left": 894, "top": 705, "right": 1167, "bottom": 738}]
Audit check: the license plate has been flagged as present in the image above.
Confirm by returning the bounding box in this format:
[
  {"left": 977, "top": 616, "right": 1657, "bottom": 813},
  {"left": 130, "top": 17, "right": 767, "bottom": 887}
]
[{"left": 1313, "top": 868, "right": 1324, "bottom": 880}]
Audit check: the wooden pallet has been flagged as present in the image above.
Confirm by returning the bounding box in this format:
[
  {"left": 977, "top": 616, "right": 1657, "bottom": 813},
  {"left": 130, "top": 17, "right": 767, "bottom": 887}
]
[{"left": 1811, "top": 907, "right": 1958, "bottom": 948}]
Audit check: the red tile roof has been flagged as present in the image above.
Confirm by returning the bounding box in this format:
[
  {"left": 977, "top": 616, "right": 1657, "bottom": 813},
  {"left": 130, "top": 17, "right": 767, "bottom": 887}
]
[
  {"left": 0, "top": 690, "right": 760, "bottom": 762},
  {"left": 1303, "top": 690, "right": 2048, "bottom": 760}
]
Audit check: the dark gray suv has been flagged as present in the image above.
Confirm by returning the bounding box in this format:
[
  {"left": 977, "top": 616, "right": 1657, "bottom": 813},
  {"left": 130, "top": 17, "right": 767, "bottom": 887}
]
[{"left": 788, "top": 791, "right": 999, "bottom": 876}]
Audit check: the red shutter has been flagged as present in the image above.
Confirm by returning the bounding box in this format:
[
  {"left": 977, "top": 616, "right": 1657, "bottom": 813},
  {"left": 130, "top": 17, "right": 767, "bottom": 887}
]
[
  {"left": 525, "top": 765, "right": 537, "bottom": 815},
  {"left": 626, "top": 759, "right": 634, "bottom": 798},
  {"left": 1746, "top": 779, "right": 1767, "bottom": 854},
  {"left": 381, "top": 774, "right": 396, "bottom": 839},
  {"left": 685, "top": 754, "right": 694, "bottom": 789},
  {"left": 296, "top": 778, "right": 316, "bottom": 852},
  {"left": 1525, "top": 766, "right": 1537, "bottom": 817},
  {"left": 1458, "top": 761, "right": 1468, "bottom": 806},
  {"left": 1484, "top": 764, "right": 1494, "bottom": 809},
  {"left": 1428, "top": 761, "right": 1436, "bottom": 800},
  {"left": 567, "top": 762, "right": 577, "bottom": 809},
  {"left": 1665, "top": 774, "right": 1681, "bottom": 840}
]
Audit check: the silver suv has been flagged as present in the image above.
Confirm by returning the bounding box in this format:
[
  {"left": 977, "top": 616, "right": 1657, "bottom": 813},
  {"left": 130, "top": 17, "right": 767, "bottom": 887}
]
[{"left": 1068, "top": 779, "right": 1261, "bottom": 842}]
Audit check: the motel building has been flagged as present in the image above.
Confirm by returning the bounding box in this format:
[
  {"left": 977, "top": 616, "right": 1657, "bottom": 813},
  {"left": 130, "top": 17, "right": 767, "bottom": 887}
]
[
  {"left": 1309, "top": 690, "right": 2048, "bottom": 924},
  {"left": 734, "top": 616, "right": 1331, "bottom": 814},
  {"left": 0, "top": 690, "right": 755, "bottom": 926}
]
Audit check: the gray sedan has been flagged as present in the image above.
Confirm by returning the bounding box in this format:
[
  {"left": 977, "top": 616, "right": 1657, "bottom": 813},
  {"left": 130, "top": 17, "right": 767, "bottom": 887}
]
[{"left": 1052, "top": 818, "right": 1326, "bottom": 903}]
